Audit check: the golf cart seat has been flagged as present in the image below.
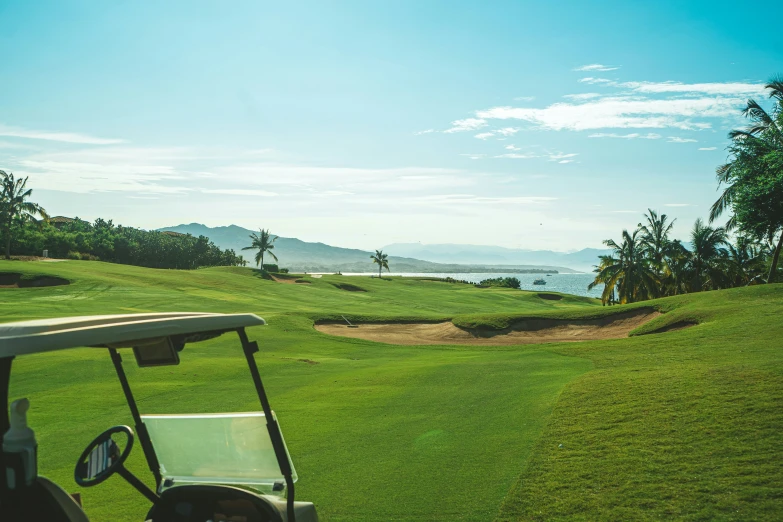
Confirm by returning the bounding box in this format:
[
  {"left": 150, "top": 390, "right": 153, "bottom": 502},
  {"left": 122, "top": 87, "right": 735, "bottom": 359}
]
[
  {"left": 0, "top": 476, "right": 89, "bottom": 522},
  {"left": 146, "top": 484, "right": 294, "bottom": 522},
  {"left": 37, "top": 477, "right": 90, "bottom": 522}
]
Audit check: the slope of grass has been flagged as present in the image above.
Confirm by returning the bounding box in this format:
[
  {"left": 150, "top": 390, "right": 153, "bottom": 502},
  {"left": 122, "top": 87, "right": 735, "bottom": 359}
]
[
  {"left": 495, "top": 284, "right": 783, "bottom": 521},
  {"left": 0, "top": 260, "right": 593, "bottom": 521},
  {"left": 1, "top": 260, "right": 781, "bottom": 521}
]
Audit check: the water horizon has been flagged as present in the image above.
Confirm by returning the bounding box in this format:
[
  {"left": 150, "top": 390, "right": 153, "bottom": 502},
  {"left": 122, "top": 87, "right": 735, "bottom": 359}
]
[{"left": 338, "top": 272, "right": 601, "bottom": 298}]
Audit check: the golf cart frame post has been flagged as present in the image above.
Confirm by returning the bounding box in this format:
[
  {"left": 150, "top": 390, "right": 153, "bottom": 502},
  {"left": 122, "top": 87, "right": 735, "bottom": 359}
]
[{"left": 0, "top": 319, "right": 299, "bottom": 522}]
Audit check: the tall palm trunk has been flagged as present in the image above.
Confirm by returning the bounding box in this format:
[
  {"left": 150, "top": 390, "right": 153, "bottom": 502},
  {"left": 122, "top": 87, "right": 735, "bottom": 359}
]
[
  {"left": 378, "top": 265, "right": 381, "bottom": 278},
  {"left": 3, "top": 222, "right": 9, "bottom": 260},
  {"left": 768, "top": 230, "right": 783, "bottom": 283}
]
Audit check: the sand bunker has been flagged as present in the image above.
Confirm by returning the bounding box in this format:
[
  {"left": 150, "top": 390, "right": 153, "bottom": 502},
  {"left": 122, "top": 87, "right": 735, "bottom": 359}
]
[
  {"left": 315, "top": 309, "right": 662, "bottom": 345},
  {"left": 0, "top": 273, "right": 70, "bottom": 288},
  {"left": 331, "top": 283, "right": 367, "bottom": 292},
  {"left": 270, "top": 275, "right": 310, "bottom": 285}
]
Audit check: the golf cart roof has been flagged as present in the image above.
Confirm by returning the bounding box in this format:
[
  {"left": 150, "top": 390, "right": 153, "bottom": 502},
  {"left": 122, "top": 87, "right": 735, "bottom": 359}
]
[{"left": 0, "top": 312, "right": 266, "bottom": 358}]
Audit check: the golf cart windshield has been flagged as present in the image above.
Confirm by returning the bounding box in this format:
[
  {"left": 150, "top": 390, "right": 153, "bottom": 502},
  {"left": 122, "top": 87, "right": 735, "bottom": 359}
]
[{"left": 141, "top": 412, "right": 297, "bottom": 495}]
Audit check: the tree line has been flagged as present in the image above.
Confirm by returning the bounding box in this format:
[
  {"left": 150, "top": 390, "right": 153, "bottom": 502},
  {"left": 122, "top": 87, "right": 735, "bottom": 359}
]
[
  {"left": 0, "top": 171, "right": 245, "bottom": 269},
  {"left": 591, "top": 76, "right": 783, "bottom": 304}
]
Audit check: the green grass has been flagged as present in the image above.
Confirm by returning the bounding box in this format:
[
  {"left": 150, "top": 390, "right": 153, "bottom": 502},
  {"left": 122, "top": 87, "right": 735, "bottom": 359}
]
[{"left": 1, "top": 260, "right": 782, "bottom": 521}]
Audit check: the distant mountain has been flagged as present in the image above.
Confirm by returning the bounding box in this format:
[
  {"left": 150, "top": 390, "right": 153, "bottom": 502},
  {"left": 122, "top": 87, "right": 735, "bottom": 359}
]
[
  {"left": 383, "top": 243, "right": 611, "bottom": 272},
  {"left": 158, "top": 224, "right": 580, "bottom": 273}
]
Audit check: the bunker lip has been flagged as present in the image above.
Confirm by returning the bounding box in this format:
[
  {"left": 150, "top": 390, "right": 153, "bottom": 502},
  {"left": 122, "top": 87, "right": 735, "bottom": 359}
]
[
  {"left": 0, "top": 272, "right": 70, "bottom": 288},
  {"left": 315, "top": 308, "right": 669, "bottom": 345}
]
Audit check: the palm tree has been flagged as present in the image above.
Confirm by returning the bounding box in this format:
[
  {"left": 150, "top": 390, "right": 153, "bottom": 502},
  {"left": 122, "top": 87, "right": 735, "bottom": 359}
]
[
  {"left": 688, "top": 219, "right": 729, "bottom": 291},
  {"left": 588, "top": 253, "right": 621, "bottom": 305},
  {"left": 371, "top": 249, "right": 389, "bottom": 278},
  {"left": 723, "top": 236, "right": 766, "bottom": 287},
  {"left": 0, "top": 171, "right": 49, "bottom": 259},
  {"left": 660, "top": 240, "right": 691, "bottom": 296},
  {"left": 638, "top": 209, "right": 675, "bottom": 275},
  {"left": 242, "top": 228, "right": 278, "bottom": 269},
  {"left": 588, "top": 229, "right": 658, "bottom": 304},
  {"left": 710, "top": 76, "right": 783, "bottom": 282}
]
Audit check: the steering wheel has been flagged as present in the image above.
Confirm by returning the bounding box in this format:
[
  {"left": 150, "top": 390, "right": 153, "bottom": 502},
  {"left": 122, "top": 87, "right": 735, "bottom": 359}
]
[{"left": 74, "top": 425, "right": 134, "bottom": 487}]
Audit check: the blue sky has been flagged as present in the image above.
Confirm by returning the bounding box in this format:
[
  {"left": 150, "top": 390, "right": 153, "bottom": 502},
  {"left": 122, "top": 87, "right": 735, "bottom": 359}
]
[{"left": 1, "top": 1, "right": 781, "bottom": 251}]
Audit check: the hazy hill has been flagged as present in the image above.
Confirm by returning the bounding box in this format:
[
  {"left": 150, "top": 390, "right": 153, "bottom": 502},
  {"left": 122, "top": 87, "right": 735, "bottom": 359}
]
[
  {"left": 158, "top": 224, "right": 580, "bottom": 273},
  {"left": 383, "top": 243, "right": 610, "bottom": 272}
]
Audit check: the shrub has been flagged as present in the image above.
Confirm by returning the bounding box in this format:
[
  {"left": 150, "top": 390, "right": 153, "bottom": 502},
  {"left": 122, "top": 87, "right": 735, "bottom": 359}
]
[
  {"left": 478, "top": 277, "right": 521, "bottom": 289},
  {"left": 262, "top": 264, "right": 279, "bottom": 272}
]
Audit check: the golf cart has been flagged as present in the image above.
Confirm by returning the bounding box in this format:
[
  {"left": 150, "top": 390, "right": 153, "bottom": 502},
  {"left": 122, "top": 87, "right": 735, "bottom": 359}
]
[{"left": 0, "top": 312, "right": 318, "bottom": 522}]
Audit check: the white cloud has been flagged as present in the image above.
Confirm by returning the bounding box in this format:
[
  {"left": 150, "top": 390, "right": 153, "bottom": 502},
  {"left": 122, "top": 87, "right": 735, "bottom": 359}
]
[
  {"left": 588, "top": 132, "right": 662, "bottom": 139},
  {"left": 494, "top": 153, "right": 538, "bottom": 159},
  {"left": 474, "top": 132, "right": 495, "bottom": 140},
  {"left": 621, "top": 81, "right": 767, "bottom": 96},
  {"left": 574, "top": 64, "right": 620, "bottom": 72},
  {"left": 202, "top": 188, "right": 278, "bottom": 197},
  {"left": 459, "top": 153, "right": 486, "bottom": 160},
  {"left": 667, "top": 136, "right": 698, "bottom": 143},
  {"left": 475, "top": 96, "right": 742, "bottom": 131},
  {"left": 414, "top": 129, "right": 436, "bottom": 135},
  {"left": 496, "top": 127, "right": 519, "bottom": 136},
  {"left": 444, "top": 118, "right": 487, "bottom": 133},
  {"left": 415, "top": 194, "right": 556, "bottom": 205},
  {"left": 548, "top": 152, "right": 579, "bottom": 161},
  {"left": 698, "top": 146, "right": 718, "bottom": 151},
  {"left": 0, "top": 124, "right": 125, "bottom": 145},
  {"left": 558, "top": 160, "right": 575, "bottom": 164},
  {"left": 563, "top": 93, "right": 602, "bottom": 100},
  {"left": 578, "top": 77, "right": 614, "bottom": 85},
  {"left": 505, "top": 144, "right": 521, "bottom": 151}
]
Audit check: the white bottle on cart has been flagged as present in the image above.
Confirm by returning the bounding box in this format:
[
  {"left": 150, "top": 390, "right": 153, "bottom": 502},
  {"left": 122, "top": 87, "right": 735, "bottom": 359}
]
[{"left": 3, "top": 398, "right": 38, "bottom": 489}]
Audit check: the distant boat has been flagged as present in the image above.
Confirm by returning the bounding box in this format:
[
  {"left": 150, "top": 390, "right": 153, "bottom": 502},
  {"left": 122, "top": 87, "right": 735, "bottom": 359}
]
[
  {"left": 546, "top": 274, "right": 551, "bottom": 277},
  {"left": 533, "top": 278, "right": 546, "bottom": 285}
]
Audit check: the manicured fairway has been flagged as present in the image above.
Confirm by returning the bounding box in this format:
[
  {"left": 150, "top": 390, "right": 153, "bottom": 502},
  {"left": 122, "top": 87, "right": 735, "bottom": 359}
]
[
  {"left": 0, "top": 261, "right": 594, "bottom": 521},
  {"left": 1, "top": 260, "right": 782, "bottom": 521}
]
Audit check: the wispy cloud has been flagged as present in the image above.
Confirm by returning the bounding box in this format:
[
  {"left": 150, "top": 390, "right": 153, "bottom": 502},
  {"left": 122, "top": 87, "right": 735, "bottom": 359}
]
[
  {"left": 202, "top": 188, "right": 278, "bottom": 197},
  {"left": 494, "top": 153, "right": 538, "bottom": 159},
  {"left": 574, "top": 64, "right": 620, "bottom": 72},
  {"left": 444, "top": 118, "right": 487, "bottom": 133},
  {"left": 589, "top": 132, "right": 662, "bottom": 139},
  {"left": 667, "top": 136, "right": 698, "bottom": 143},
  {"left": 505, "top": 144, "right": 521, "bottom": 151},
  {"left": 578, "top": 77, "right": 614, "bottom": 85},
  {"left": 548, "top": 152, "right": 579, "bottom": 161},
  {"left": 475, "top": 96, "right": 739, "bottom": 131},
  {"left": 698, "top": 146, "right": 718, "bottom": 151},
  {"left": 0, "top": 124, "right": 125, "bottom": 145},
  {"left": 415, "top": 194, "right": 556, "bottom": 205},
  {"left": 459, "top": 153, "right": 487, "bottom": 160},
  {"left": 496, "top": 127, "right": 519, "bottom": 136},
  {"left": 563, "top": 93, "right": 602, "bottom": 100},
  {"left": 474, "top": 132, "right": 495, "bottom": 140},
  {"left": 414, "top": 129, "right": 436, "bottom": 135},
  {"left": 622, "top": 81, "right": 767, "bottom": 95}
]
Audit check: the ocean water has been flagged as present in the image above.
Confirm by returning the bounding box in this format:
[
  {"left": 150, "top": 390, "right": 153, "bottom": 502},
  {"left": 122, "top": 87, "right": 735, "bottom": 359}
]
[{"left": 342, "top": 272, "right": 601, "bottom": 298}]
